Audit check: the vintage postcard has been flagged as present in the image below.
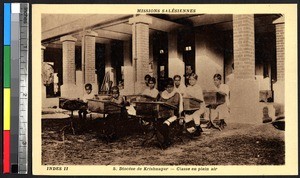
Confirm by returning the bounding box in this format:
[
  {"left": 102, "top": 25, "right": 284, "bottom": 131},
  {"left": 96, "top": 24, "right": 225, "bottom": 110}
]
[{"left": 32, "top": 4, "right": 297, "bottom": 176}]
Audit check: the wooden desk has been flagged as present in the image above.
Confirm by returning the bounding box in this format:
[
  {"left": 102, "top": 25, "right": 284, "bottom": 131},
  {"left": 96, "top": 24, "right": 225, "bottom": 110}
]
[
  {"left": 58, "top": 98, "right": 88, "bottom": 136},
  {"left": 134, "top": 101, "right": 176, "bottom": 120},
  {"left": 87, "top": 99, "right": 122, "bottom": 115},
  {"left": 259, "top": 90, "right": 273, "bottom": 102},
  {"left": 125, "top": 94, "right": 157, "bottom": 104},
  {"left": 183, "top": 97, "right": 203, "bottom": 112},
  {"left": 204, "top": 91, "right": 226, "bottom": 106},
  {"left": 134, "top": 101, "right": 177, "bottom": 147},
  {"left": 59, "top": 98, "right": 87, "bottom": 114}
]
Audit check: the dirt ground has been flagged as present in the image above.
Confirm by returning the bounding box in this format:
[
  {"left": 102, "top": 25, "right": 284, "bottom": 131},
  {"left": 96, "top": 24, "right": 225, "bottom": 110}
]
[{"left": 42, "top": 116, "right": 284, "bottom": 165}]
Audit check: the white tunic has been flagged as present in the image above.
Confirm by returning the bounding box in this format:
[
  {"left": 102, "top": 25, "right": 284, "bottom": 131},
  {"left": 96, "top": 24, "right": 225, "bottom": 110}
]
[
  {"left": 184, "top": 84, "right": 205, "bottom": 125},
  {"left": 213, "top": 83, "right": 230, "bottom": 120},
  {"left": 185, "top": 84, "right": 204, "bottom": 102},
  {"left": 82, "top": 92, "right": 94, "bottom": 103},
  {"left": 174, "top": 84, "right": 186, "bottom": 96}
]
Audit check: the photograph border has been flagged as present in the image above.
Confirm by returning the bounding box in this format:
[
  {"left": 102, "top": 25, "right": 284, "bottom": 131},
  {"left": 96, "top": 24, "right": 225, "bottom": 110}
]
[{"left": 32, "top": 4, "right": 298, "bottom": 176}]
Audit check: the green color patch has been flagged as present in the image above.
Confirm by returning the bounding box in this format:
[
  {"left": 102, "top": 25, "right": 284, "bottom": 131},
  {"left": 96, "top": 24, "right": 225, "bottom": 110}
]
[{"left": 4, "top": 46, "right": 11, "bottom": 88}]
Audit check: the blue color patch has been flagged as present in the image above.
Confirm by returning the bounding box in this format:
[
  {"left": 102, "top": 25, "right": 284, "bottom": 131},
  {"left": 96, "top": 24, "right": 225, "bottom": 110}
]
[{"left": 4, "top": 3, "right": 11, "bottom": 45}]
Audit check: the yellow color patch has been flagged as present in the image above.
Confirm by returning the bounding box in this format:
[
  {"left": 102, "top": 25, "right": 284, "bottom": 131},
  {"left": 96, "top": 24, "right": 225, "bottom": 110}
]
[{"left": 4, "top": 88, "right": 10, "bottom": 130}]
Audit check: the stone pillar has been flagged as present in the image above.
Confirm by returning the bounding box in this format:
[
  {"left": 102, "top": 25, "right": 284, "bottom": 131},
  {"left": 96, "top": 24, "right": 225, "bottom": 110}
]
[
  {"left": 123, "top": 40, "right": 134, "bottom": 95},
  {"left": 60, "top": 35, "right": 77, "bottom": 98},
  {"left": 230, "top": 15, "right": 260, "bottom": 123},
  {"left": 82, "top": 31, "right": 98, "bottom": 94},
  {"left": 273, "top": 16, "right": 285, "bottom": 104},
  {"left": 168, "top": 30, "right": 185, "bottom": 81},
  {"left": 129, "top": 15, "right": 152, "bottom": 94},
  {"left": 41, "top": 45, "right": 46, "bottom": 100},
  {"left": 104, "top": 43, "right": 116, "bottom": 87}
]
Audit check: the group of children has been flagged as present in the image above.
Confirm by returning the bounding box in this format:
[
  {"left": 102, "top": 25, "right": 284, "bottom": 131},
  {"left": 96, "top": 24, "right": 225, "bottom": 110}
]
[
  {"left": 77, "top": 72, "right": 230, "bottom": 147},
  {"left": 137, "top": 73, "right": 230, "bottom": 147}
]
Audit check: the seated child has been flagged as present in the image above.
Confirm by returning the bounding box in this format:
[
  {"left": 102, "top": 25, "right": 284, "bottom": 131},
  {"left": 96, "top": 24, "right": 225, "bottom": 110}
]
[
  {"left": 181, "top": 73, "right": 205, "bottom": 137},
  {"left": 98, "top": 86, "right": 129, "bottom": 140},
  {"left": 102, "top": 85, "right": 128, "bottom": 115},
  {"left": 212, "top": 74, "right": 230, "bottom": 127},
  {"left": 144, "top": 74, "right": 151, "bottom": 87},
  {"left": 78, "top": 83, "right": 94, "bottom": 120},
  {"left": 106, "top": 86, "right": 126, "bottom": 105},
  {"left": 159, "top": 78, "right": 183, "bottom": 146},
  {"left": 142, "top": 77, "right": 159, "bottom": 100}
]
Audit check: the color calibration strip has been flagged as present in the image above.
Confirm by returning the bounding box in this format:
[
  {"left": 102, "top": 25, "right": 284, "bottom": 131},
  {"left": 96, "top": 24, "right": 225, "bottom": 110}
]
[
  {"left": 3, "top": 3, "right": 29, "bottom": 174},
  {"left": 3, "top": 2, "right": 11, "bottom": 174}
]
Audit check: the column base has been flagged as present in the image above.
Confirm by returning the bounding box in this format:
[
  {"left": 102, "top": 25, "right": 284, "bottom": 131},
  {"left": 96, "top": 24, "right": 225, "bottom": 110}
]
[
  {"left": 134, "top": 82, "right": 146, "bottom": 94},
  {"left": 123, "top": 66, "right": 134, "bottom": 95},
  {"left": 229, "top": 79, "right": 261, "bottom": 124},
  {"left": 42, "top": 85, "right": 46, "bottom": 100},
  {"left": 76, "top": 70, "right": 83, "bottom": 86},
  {"left": 61, "top": 84, "right": 82, "bottom": 99},
  {"left": 273, "top": 80, "right": 284, "bottom": 105}
]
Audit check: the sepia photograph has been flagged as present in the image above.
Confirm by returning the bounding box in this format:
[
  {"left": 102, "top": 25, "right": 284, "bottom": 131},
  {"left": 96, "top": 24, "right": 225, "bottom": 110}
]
[{"left": 32, "top": 4, "right": 297, "bottom": 176}]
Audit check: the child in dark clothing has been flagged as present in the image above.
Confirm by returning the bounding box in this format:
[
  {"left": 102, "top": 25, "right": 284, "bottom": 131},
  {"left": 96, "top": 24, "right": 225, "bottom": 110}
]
[{"left": 98, "top": 86, "right": 131, "bottom": 141}]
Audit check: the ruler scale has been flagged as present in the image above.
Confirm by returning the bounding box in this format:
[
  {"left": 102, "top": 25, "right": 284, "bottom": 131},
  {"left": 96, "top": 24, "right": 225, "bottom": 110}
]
[{"left": 18, "top": 3, "right": 29, "bottom": 174}]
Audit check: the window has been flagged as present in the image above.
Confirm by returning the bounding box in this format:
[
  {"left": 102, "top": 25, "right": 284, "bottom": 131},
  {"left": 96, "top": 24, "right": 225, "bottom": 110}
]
[{"left": 185, "top": 46, "right": 192, "bottom": 51}]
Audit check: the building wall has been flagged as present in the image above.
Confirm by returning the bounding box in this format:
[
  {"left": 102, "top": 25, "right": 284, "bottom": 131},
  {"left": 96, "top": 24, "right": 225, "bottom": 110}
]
[{"left": 195, "top": 27, "right": 224, "bottom": 90}]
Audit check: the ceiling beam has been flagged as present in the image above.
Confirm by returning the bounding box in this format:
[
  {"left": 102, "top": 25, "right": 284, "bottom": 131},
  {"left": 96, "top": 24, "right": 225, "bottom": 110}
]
[
  {"left": 147, "top": 15, "right": 185, "bottom": 32},
  {"left": 42, "top": 14, "right": 131, "bottom": 41},
  {"left": 191, "top": 14, "right": 232, "bottom": 27}
]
